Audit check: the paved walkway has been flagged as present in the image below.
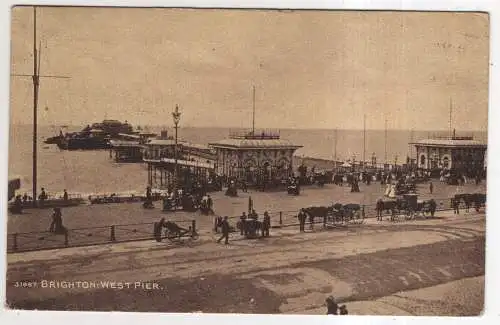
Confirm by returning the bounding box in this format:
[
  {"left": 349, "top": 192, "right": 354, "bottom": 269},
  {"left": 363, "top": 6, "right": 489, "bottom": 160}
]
[
  {"left": 6, "top": 212, "right": 485, "bottom": 315},
  {"left": 8, "top": 180, "right": 485, "bottom": 235}
]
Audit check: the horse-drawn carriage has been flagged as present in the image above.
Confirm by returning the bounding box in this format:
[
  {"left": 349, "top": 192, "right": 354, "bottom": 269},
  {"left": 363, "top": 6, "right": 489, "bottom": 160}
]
[
  {"left": 225, "top": 180, "right": 238, "bottom": 197},
  {"left": 303, "top": 203, "right": 364, "bottom": 227},
  {"left": 286, "top": 177, "right": 300, "bottom": 195},
  {"left": 376, "top": 194, "right": 436, "bottom": 221},
  {"left": 162, "top": 193, "right": 203, "bottom": 212},
  {"left": 394, "top": 180, "right": 416, "bottom": 196},
  {"left": 452, "top": 193, "right": 486, "bottom": 212},
  {"left": 333, "top": 173, "right": 344, "bottom": 186}
]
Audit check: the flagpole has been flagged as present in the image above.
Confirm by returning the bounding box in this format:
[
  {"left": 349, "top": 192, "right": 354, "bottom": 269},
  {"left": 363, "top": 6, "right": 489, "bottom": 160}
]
[
  {"left": 252, "top": 86, "right": 256, "bottom": 134},
  {"left": 32, "top": 6, "right": 39, "bottom": 207}
]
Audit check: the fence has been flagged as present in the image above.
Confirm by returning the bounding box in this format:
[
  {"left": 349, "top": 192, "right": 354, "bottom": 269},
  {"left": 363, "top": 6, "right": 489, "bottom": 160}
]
[
  {"left": 7, "top": 219, "right": 196, "bottom": 254},
  {"left": 8, "top": 196, "right": 484, "bottom": 254},
  {"left": 216, "top": 196, "right": 484, "bottom": 230}
]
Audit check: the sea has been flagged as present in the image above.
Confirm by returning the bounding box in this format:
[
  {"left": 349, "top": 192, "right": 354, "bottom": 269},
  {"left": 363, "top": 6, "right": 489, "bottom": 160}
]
[{"left": 8, "top": 124, "right": 487, "bottom": 195}]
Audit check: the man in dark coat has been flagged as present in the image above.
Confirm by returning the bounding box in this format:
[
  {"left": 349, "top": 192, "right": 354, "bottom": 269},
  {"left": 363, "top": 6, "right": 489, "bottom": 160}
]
[
  {"left": 240, "top": 212, "right": 247, "bottom": 235},
  {"left": 453, "top": 197, "right": 460, "bottom": 215},
  {"left": 217, "top": 216, "right": 230, "bottom": 244},
  {"left": 298, "top": 209, "right": 307, "bottom": 232},
  {"left": 262, "top": 211, "right": 271, "bottom": 237},
  {"left": 207, "top": 195, "right": 213, "bottom": 212},
  {"left": 325, "top": 296, "right": 338, "bottom": 315}
]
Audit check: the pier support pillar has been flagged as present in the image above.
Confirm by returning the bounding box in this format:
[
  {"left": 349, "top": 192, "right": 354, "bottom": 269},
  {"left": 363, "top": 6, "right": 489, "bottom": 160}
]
[
  {"left": 64, "top": 231, "right": 69, "bottom": 247},
  {"left": 279, "top": 211, "right": 283, "bottom": 226}
]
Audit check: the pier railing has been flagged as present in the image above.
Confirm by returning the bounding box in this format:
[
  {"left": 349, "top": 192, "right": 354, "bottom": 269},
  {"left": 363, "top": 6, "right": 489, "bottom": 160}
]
[
  {"left": 7, "top": 194, "right": 484, "bottom": 254},
  {"left": 7, "top": 219, "right": 196, "bottom": 254}
]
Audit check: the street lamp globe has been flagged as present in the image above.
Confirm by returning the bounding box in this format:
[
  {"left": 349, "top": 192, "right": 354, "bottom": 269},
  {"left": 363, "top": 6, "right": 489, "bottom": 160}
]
[{"left": 172, "top": 104, "right": 181, "bottom": 125}]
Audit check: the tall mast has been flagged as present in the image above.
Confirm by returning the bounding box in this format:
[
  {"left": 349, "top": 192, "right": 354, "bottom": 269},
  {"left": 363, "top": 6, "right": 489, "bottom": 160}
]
[
  {"left": 384, "top": 118, "right": 388, "bottom": 164},
  {"left": 334, "top": 128, "right": 338, "bottom": 162},
  {"left": 363, "top": 114, "right": 366, "bottom": 166},
  {"left": 32, "top": 6, "right": 39, "bottom": 207},
  {"left": 252, "top": 85, "right": 256, "bottom": 134},
  {"left": 9, "top": 6, "right": 70, "bottom": 206},
  {"left": 449, "top": 97, "right": 453, "bottom": 138}
]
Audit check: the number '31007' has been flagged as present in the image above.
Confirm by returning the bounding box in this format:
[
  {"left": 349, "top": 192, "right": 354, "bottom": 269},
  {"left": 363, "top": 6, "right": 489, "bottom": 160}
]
[{"left": 14, "top": 281, "right": 38, "bottom": 288}]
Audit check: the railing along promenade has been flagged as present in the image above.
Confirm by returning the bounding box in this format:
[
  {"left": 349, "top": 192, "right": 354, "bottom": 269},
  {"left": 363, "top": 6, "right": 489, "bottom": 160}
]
[{"left": 7, "top": 196, "right": 484, "bottom": 254}]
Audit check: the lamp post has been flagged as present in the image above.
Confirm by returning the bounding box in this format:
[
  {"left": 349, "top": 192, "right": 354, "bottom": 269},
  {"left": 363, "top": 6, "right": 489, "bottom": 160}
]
[{"left": 172, "top": 104, "right": 181, "bottom": 196}]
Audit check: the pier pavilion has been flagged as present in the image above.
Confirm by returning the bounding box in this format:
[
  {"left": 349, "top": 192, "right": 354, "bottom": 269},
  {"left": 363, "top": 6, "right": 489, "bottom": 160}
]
[
  {"left": 209, "top": 130, "right": 303, "bottom": 188},
  {"left": 410, "top": 136, "right": 487, "bottom": 177}
]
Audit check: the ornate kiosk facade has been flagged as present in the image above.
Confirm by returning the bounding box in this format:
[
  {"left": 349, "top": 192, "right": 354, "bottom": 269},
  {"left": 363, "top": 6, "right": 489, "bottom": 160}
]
[
  {"left": 209, "top": 131, "right": 303, "bottom": 188},
  {"left": 410, "top": 136, "right": 487, "bottom": 177}
]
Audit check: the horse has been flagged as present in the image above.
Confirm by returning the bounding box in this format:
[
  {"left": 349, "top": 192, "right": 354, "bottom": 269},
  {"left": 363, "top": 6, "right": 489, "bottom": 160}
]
[
  {"left": 342, "top": 204, "right": 362, "bottom": 222},
  {"left": 303, "top": 206, "right": 332, "bottom": 227},
  {"left": 417, "top": 199, "right": 437, "bottom": 218},
  {"left": 470, "top": 193, "right": 486, "bottom": 212},
  {"left": 333, "top": 174, "right": 344, "bottom": 186}
]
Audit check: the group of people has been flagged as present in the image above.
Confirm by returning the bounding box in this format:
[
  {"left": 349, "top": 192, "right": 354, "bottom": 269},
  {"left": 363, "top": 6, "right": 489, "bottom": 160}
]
[
  {"left": 214, "top": 209, "right": 272, "bottom": 244},
  {"left": 145, "top": 185, "right": 214, "bottom": 213},
  {"left": 10, "top": 188, "right": 70, "bottom": 214},
  {"left": 49, "top": 207, "right": 67, "bottom": 234},
  {"left": 325, "top": 296, "right": 348, "bottom": 315}
]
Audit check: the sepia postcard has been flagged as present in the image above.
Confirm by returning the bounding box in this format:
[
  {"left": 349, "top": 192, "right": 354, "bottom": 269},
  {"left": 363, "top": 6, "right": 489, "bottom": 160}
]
[{"left": 4, "top": 5, "right": 489, "bottom": 316}]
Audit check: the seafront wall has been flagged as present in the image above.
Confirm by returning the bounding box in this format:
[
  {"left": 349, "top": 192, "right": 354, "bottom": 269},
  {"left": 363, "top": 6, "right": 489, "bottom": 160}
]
[{"left": 293, "top": 155, "right": 393, "bottom": 171}]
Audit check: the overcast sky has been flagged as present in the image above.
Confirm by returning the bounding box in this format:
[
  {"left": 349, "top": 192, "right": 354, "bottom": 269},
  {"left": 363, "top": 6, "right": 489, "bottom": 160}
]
[{"left": 9, "top": 7, "right": 489, "bottom": 130}]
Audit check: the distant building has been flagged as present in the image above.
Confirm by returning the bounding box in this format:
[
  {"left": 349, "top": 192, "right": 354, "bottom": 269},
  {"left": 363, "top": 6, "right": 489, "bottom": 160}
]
[
  {"left": 410, "top": 135, "right": 487, "bottom": 177},
  {"left": 209, "top": 130, "right": 303, "bottom": 187}
]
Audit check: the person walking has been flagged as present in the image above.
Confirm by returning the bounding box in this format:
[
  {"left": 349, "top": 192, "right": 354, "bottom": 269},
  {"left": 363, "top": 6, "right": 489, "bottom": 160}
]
[
  {"left": 239, "top": 212, "right": 247, "bottom": 235},
  {"left": 453, "top": 198, "right": 460, "bottom": 215},
  {"left": 298, "top": 209, "right": 306, "bottom": 232},
  {"left": 217, "top": 216, "right": 230, "bottom": 244},
  {"left": 262, "top": 211, "right": 271, "bottom": 237}
]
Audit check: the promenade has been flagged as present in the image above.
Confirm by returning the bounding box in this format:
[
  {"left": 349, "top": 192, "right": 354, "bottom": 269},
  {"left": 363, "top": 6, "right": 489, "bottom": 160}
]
[
  {"left": 8, "top": 180, "right": 485, "bottom": 234},
  {"left": 6, "top": 211, "right": 485, "bottom": 315}
]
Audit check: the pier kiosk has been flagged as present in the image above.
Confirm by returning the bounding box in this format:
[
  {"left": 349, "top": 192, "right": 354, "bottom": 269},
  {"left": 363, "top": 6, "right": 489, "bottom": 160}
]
[
  {"left": 209, "top": 130, "right": 303, "bottom": 188},
  {"left": 410, "top": 136, "right": 487, "bottom": 178}
]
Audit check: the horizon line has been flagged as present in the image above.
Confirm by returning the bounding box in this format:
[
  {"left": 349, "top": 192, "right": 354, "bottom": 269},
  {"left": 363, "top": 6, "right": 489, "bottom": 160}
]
[{"left": 9, "top": 122, "right": 487, "bottom": 133}]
